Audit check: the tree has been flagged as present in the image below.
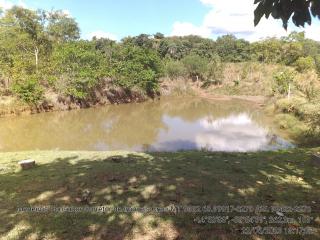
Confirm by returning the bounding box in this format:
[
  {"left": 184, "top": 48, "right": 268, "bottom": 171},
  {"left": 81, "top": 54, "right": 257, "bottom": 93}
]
[
  {"left": 283, "top": 31, "right": 306, "bottom": 42},
  {"left": 281, "top": 41, "right": 304, "bottom": 65},
  {"left": 51, "top": 41, "right": 108, "bottom": 100},
  {"left": 251, "top": 38, "right": 283, "bottom": 63},
  {"left": 0, "top": 6, "right": 53, "bottom": 99},
  {"left": 133, "top": 34, "right": 153, "bottom": 48},
  {"left": 182, "top": 54, "right": 208, "bottom": 81},
  {"left": 0, "top": 6, "right": 81, "bottom": 96},
  {"left": 283, "top": 31, "right": 320, "bottom": 60},
  {"left": 215, "top": 35, "right": 250, "bottom": 62},
  {"left": 46, "top": 10, "right": 80, "bottom": 43},
  {"left": 0, "top": 7, "right": 51, "bottom": 72},
  {"left": 113, "top": 44, "right": 163, "bottom": 94},
  {"left": 294, "top": 56, "right": 316, "bottom": 72},
  {"left": 254, "top": 0, "right": 320, "bottom": 29},
  {"left": 164, "top": 60, "right": 187, "bottom": 79},
  {"left": 184, "top": 35, "right": 216, "bottom": 59},
  {"left": 154, "top": 32, "right": 164, "bottom": 40},
  {"left": 94, "top": 37, "right": 118, "bottom": 64},
  {"left": 158, "top": 38, "right": 187, "bottom": 59}
]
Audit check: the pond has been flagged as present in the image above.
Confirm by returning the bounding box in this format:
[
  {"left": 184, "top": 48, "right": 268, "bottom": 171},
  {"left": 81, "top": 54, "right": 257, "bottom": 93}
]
[{"left": 0, "top": 97, "right": 294, "bottom": 152}]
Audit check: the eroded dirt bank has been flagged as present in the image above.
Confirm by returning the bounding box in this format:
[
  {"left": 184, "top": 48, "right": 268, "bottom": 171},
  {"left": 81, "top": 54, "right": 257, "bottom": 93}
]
[
  {"left": 0, "top": 87, "right": 154, "bottom": 117},
  {"left": 0, "top": 77, "right": 268, "bottom": 118}
]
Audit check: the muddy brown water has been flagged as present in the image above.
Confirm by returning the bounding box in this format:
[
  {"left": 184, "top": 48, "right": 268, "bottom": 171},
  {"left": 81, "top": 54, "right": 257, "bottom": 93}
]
[{"left": 0, "top": 97, "right": 294, "bottom": 152}]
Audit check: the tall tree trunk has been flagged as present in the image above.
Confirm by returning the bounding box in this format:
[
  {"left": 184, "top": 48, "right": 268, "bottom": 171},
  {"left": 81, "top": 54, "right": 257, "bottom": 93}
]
[{"left": 34, "top": 47, "right": 39, "bottom": 71}]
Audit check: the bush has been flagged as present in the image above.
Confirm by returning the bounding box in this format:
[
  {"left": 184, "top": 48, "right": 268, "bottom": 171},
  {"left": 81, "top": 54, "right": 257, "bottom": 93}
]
[
  {"left": 182, "top": 54, "right": 208, "bottom": 80},
  {"left": 314, "top": 54, "right": 320, "bottom": 76},
  {"left": 273, "top": 69, "right": 295, "bottom": 97},
  {"left": 308, "top": 111, "right": 320, "bottom": 133},
  {"left": 12, "top": 78, "right": 43, "bottom": 105},
  {"left": 275, "top": 96, "right": 320, "bottom": 121},
  {"left": 216, "top": 35, "right": 251, "bottom": 62},
  {"left": 281, "top": 41, "right": 303, "bottom": 65},
  {"left": 164, "top": 60, "right": 187, "bottom": 79},
  {"left": 113, "top": 44, "right": 163, "bottom": 94},
  {"left": 51, "top": 41, "right": 108, "bottom": 100},
  {"left": 204, "top": 54, "right": 224, "bottom": 86},
  {"left": 294, "top": 56, "right": 315, "bottom": 73},
  {"left": 295, "top": 71, "right": 320, "bottom": 101},
  {"left": 275, "top": 97, "right": 305, "bottom": 114}
]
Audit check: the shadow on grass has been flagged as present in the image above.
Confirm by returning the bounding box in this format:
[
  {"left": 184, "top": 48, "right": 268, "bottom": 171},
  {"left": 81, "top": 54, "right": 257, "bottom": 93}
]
[{"left": 0, "top": 150, "right": 319, "bottom": 240}]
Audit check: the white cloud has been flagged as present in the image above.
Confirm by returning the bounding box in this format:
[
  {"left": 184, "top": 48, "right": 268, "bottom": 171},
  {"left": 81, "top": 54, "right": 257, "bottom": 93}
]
[
  {"left": 195, "top": 113, "right": 293, "bottom": 152},
  {"left": 17, "top": 0, "right": 27, "bottom": 8},
  {"left": 0, "top": 0, "right": 27, "bottom": 10},
  {"left": 0, "top": 0, "right": 13, "bottom": 10},
  {"left": 303, "top": 23, "right": 320, "bottom": 41},
  {"left": 86, "top": 30, "right": 118, "bottom": 41},
  {"left": 202, "top": 0, "right": 293, "bottom": 41},
  {"left": 62, "top": 9, "right": 71, "bottom": 17},
  {"left": 171, "top": 21, "right": 211, "bottom": 38},
  {"left": 171, "top": 0, "right": 320, "bottom": 41}
]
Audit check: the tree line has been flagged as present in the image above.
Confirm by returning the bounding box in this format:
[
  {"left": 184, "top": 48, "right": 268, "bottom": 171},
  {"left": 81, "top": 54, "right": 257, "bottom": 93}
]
[{"left": 0, "top": 6, "right": 320, "bottom": 105}]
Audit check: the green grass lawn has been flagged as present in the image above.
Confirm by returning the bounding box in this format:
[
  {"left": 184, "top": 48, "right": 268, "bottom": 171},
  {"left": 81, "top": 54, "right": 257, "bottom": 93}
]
[{"left": 0, "top": 149, "right": 319, "bottom": 240}]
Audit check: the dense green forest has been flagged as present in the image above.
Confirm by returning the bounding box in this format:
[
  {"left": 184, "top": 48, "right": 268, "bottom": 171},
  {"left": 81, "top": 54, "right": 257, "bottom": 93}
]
[
  {"left": 1, "top": 6, "right": 320, "bottom": 104},
  {"left": 0, "top": 6, "right": 320, "bottom": 143}
]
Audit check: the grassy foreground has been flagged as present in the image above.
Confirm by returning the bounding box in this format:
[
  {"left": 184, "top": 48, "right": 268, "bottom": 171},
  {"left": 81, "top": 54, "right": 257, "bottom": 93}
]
[{"left": 0, "top": 150, "right": 319, "bottom": 240}]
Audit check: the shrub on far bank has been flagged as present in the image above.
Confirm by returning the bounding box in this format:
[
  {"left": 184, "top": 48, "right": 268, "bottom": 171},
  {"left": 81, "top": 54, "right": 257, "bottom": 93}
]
[
  {"left": 314, "top": 54, "right": 320, "bottom": 76},
  {"left": 307, "top": 111, "right": 320, "bottom": 133},
  {"left": 164, "top": 60, "right": 187, "bottom": 79},
  {"left": 181, "top": 54, "right": 208, "bottom": 81},
  {"left": 51, "top": 41, "right": 108, "bottom": 100},
  {"left": 113, "top": 44, "right": 163, "bottom": 94},
  {"left": 275, "top": 96, "right": 320, "bottom": 131},
  {"left": 275, "top": 97, "right": 306, "bottom": 114},
  {"left": 295, "top": 70, "right": 320, "bottom": 101},
  {"left": 272, "top": 69, "right": 295, "bottom": 97},
  {"left": 12, "top": 78, "right": 43, "bottom": 105},
  {"left": 164, "top": 54, "right": 224, "bottom": 87},
  {"left": 294, "top": 56, "right": 315, "bottom": 73},
  {"left": 274, "top": 98, "right": 320, "bottom": 146},
  {"left": 203, "top": 54, "right": 224, "bottom": 87}
]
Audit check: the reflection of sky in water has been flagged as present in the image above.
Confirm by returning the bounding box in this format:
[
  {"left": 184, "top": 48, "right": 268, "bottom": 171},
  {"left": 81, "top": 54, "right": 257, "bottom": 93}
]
[{"left": 150, "top": 113, "right": 294, "bottom": 152}]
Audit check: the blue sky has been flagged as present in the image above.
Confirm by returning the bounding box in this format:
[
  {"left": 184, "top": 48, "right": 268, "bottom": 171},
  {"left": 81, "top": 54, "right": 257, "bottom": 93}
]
[
  {"left": 3, "top": 0, "right": 208, "bottom": 39},
  {"left": 1, "top": 0, "right": 320, "bottom": 41}
]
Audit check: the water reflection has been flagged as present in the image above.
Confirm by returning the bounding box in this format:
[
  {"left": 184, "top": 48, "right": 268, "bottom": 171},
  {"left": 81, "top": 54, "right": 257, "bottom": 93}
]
[
  {"left": 197, "top": 114, "right": 269, "bottom": 152},
  {"left": 0, "top": 97, "right": 294, "bottom": 152},
  {"left": 148, "top": 113, "right": 293, "bottom": 152},
  {"left": 196, "top": 114, "right": 293, "bottom": 152}
]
